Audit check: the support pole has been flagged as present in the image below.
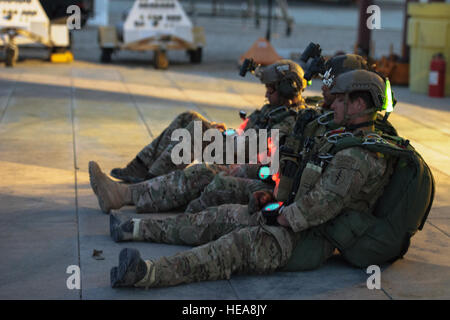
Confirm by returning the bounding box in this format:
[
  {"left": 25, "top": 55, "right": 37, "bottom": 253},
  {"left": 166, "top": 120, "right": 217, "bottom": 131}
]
[
  {"left": 266, "top": 0, "right": 273, "bottom": 41},
  {"left": 356, "top": 0, "right": 373, "bottom": 58},
  {"left": 255, "top": 0, "right": 261, "bottom": 28},
  {"left": 276, "top": 0, "right": 293, "bottom": 36},
  {"left": 87, "top": 0, "right": 109, "bottom": 26},
  {"left": 212, "top": 0, "right": 218, "bottom": 16},
  {"left": 401, "top": 0, "right": 417, "bottom": 62}
]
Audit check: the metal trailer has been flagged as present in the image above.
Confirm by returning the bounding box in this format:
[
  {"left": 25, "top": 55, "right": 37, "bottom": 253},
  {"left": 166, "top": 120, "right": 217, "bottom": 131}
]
[
  {"left": 0, "top": 0, "right": 72, "bottom": 67},
  {"left": 98, "top": 0, "right": 205, "bottom": 69},
  {"left": 39, "top": 0, "right": 93, "bottom": 28}
]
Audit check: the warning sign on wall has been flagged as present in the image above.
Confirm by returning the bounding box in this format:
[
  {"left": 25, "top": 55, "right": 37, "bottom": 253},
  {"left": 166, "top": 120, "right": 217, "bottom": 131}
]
[{"left": 123, "top": 0, "right": 193, "bottom": 44}]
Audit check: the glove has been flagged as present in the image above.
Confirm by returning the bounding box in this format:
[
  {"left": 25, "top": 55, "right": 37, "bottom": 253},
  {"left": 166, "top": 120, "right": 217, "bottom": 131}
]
[
  {"left": 263, "top": 209, "right": 280, "bottom": 226},
  {"left": 261, "top": 202, "right": 283, "bottom": 226},
  {"left": 248, "top": 190, "right": 275, "bottom": 214}
]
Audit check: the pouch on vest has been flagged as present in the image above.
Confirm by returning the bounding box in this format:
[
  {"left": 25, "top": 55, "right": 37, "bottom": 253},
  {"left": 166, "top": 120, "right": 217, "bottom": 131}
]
[
  {"left": 275, "top": 174, "right": 294, "bottom": 202},
  {"left": 295, "top": 162, "right": 322, "bottom": 200},
  {"left": 276, "top": 137, "right": 301, "bottom": 202}
]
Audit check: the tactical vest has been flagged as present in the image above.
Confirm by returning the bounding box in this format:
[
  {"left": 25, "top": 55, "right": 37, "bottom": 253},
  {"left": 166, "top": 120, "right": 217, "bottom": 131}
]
[
  {"left": 247, "top": 104, "right": 299, "bottom": 131},
  {"left": 286, "top": 134, "right": 435, "bottom": 269},
  {"left": 276, "top": 110, "right": 399, "bottom": 203}
]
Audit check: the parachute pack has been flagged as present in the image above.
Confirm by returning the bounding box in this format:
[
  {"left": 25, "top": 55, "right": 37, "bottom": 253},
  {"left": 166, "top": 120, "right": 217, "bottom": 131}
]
[{"left": 320, "top": 134, "right": 435, "bottom": 267}]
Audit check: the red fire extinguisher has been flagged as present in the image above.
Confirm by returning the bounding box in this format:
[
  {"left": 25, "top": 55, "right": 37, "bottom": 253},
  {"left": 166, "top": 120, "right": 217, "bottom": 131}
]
[{"left": 429, "top": 53, "right": 446, "bottom": 98}]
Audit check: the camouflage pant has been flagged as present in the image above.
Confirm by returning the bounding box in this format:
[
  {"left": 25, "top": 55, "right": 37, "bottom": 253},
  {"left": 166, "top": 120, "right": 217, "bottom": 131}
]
[
  {"left": 134, "top": 204, "right": 297, "bottom": 288},
  {"left": 185, "top": 171, "right": 273, "bottom": 213},
  {"left": 134, "top": 110, "right": 269, "bottom": 179},
  {"left": 136, "top": 111, "right": 215, "bottom": 177},
  {"left": 129, "top": 163, "right": 227, "bottom": 213},
  {"left": 129, "top": 163, "right": 272, "bottom": 213}
]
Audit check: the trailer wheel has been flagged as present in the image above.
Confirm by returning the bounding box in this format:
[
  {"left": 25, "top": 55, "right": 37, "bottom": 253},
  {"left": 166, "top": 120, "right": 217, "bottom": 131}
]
[
  {"left": 100, "top": 48, "right": 113, "bottom": 63},
  {"left": 188, "top": 48, "right": 202, "bottom": 64},
  {"left": 154, "top": 50, "right": 169, "bottom": 69},
  {"left": 5, "top": 45, "right": 18, "bottom": 67},
  {"left": 52, "top": 47, "right": 68, "bottom": 54}
]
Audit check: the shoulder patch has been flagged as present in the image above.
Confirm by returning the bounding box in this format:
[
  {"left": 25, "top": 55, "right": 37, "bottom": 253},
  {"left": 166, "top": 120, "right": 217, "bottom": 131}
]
[{"left": 324, "top": 166, "right": 355, "bottom": 197}]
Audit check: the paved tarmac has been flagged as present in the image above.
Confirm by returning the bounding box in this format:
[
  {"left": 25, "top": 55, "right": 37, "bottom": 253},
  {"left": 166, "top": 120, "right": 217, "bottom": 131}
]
[{"left": 0, "top": 2, "right": 449, "bottom": 300}]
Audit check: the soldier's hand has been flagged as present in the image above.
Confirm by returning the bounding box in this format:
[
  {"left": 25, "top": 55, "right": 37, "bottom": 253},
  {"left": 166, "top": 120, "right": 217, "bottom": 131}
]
[
  {"left": 248, "top": 190, "right": 274, "bottom": 214},
  {"left": 211, "top": 122, "right": 227, "bottom": 131}
]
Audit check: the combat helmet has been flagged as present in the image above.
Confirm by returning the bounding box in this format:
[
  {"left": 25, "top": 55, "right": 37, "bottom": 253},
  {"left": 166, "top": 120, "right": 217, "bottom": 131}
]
[
  {"left": 322, "top": 54, "right": 370, "bottom": 88},
  {"left": 330, "top": 69, "right": 393, "bottom": 112},
  {"left": 256, "top": 59, "right": 307, "bottom": 99}
]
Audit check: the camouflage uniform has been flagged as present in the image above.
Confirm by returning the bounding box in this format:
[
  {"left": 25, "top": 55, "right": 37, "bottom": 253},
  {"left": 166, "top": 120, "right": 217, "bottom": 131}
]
[
  {"left": 129, "top": 136, "right": 389, "bottom": 288},
  {"left": 135, "top": 111, "right": 215, "bottom": 177},
  {"left": 125, "top": 103, "right": 302, "bottom": 213},
  {"left": 184, "top": 107, "right": 327, "bottom": 214},
  {"left": 128, "top": 163, "right": 270, "bottom": 213},
  {"left": 184, "top": 170, "right": 272, "bottom": 213},
  {"left": 148, "top": 103, "right": 300, "bottom": 177}
]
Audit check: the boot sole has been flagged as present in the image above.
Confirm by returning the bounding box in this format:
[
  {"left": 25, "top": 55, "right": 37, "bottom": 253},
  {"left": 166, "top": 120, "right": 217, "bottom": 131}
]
[
  {"left": 111, "top": 248, "right": 142, "bottom": 288},
  {"left": 110, "top": 214, "right": 124, "bottom": 242},
  {"left": 110, "top": 267, "right": 119, "bottom": 287}
]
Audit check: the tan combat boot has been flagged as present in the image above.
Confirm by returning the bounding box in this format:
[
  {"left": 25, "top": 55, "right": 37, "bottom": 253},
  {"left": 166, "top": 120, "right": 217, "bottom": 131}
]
[{"left": 89, "top": 161, "right": 132, "bottom": 214}]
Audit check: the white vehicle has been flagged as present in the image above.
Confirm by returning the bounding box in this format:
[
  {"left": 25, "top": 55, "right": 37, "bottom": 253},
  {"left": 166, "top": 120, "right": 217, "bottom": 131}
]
[
  {"left": 0, "top": 0, "right": 72, "bottom": 67},
  {"left": 98, "top": 0, "right": 205, "bottom": 69}
]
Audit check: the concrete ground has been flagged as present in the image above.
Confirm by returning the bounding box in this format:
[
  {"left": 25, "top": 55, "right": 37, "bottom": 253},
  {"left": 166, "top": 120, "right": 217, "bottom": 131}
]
[{"left": 0, "top": 2, "right": 449, "bottom": 300}]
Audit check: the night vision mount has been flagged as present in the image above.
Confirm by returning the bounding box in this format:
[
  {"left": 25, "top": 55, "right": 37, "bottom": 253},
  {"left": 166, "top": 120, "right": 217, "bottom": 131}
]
[
  {"left": 239, "top": 58, "right": 259, "bottom": 77},
  {"left": 300, "top": 42, "right": 327, "bottom": 81}
]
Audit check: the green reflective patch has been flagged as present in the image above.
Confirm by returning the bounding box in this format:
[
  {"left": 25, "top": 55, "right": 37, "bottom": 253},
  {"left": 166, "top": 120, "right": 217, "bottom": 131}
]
[{"left": 383, "top": 78, "right": 394, "bottom": 113}]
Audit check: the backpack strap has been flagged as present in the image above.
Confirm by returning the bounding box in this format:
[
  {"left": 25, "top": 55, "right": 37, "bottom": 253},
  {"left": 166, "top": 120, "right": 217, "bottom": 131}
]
[{"left": 331, "top": 135, "right": 414, "bottom": 161}]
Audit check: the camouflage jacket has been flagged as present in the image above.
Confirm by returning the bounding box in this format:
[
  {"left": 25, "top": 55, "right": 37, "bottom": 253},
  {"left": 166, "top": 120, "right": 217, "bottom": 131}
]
[
  {"left": 281, "top": 131, "right": 389, "bottom": 233},
  {"left": 245, "top": 103, "right": 304, "bottom": 142}
]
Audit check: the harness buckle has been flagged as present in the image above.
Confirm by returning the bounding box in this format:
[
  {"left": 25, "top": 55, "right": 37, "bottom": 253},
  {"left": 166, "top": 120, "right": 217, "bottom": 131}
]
[
  {"left": 362, "top": 134, "right": 386, "bottom": 145},
  {"left": 327, "top": 132, "right": 354, "bottom": 144},
  {"left": 317, "top": 111, "right": 334, "bottom": 125},
  {"left": 267, "top": 106, "right": 288, "bottom": 118}
]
